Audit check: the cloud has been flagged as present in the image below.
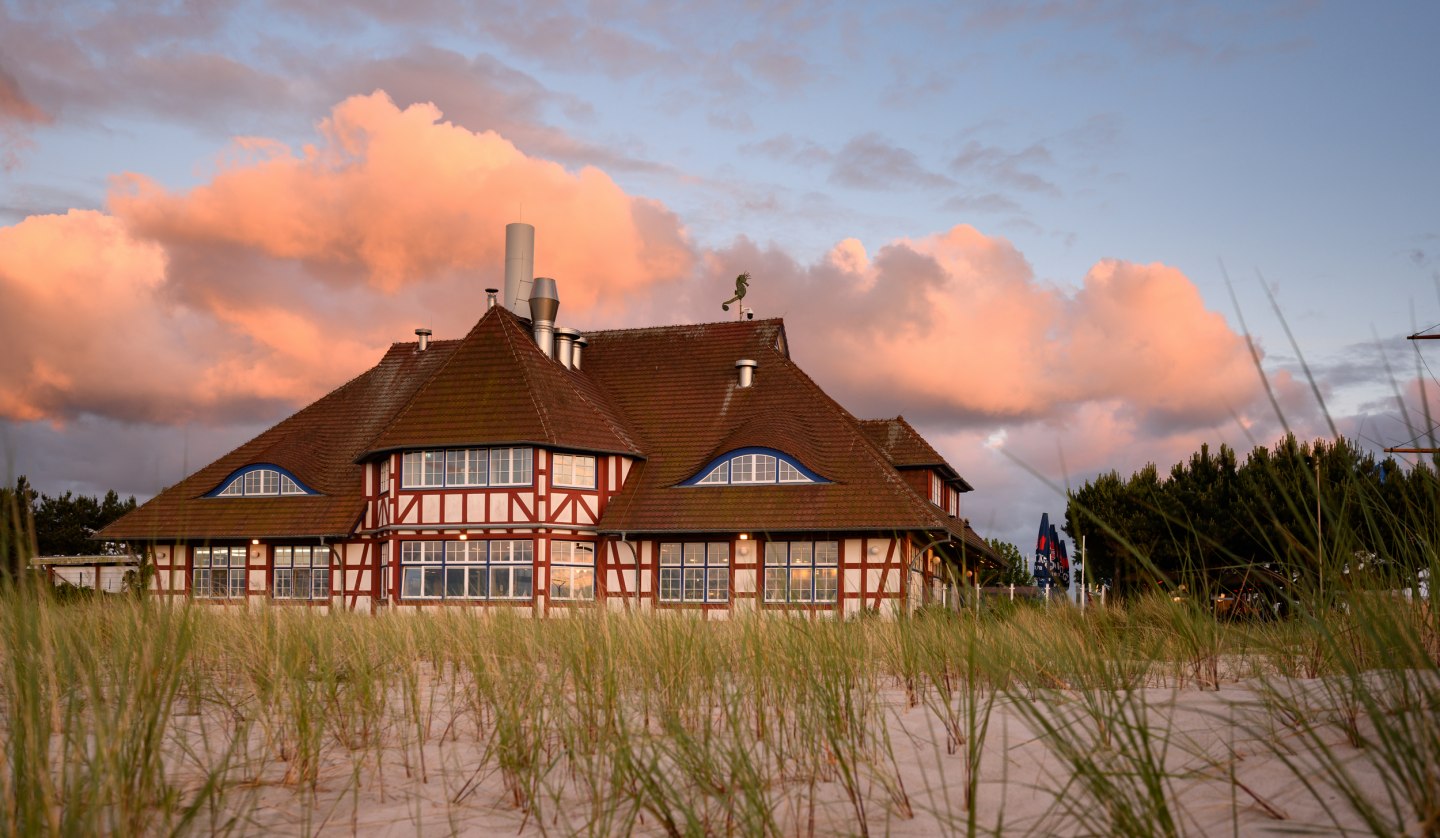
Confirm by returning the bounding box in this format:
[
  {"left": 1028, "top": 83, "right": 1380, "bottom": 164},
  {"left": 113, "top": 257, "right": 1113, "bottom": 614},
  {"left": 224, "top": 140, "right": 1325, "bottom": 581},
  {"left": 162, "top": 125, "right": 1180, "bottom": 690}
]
[
  {"left": 701, "top": 225, "right": 1275, "bottom": 437},
  {"left": 743, "top": 133, "right": 833, "bottom": 167},
  {"left": 0, "top": 63, "right": 51, "bottom": 169},
  {"left": 829, "top": 133, "right": 954, "bottom": 191},
  {"left": 0, "top": 92, "right": 696, "bottom": 426},
  {"left": 949, "top": 140, "right": 1059, "bottom": 195},
  {"left": 111, "top": 91, "right": 694, "bottom": 307}
]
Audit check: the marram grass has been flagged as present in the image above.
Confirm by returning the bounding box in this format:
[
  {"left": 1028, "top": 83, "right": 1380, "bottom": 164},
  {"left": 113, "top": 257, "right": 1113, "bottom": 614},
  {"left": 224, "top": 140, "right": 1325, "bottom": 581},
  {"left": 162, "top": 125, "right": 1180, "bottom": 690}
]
[{"left": 0, "top": 583, "right": 1436, "bottom": 837}]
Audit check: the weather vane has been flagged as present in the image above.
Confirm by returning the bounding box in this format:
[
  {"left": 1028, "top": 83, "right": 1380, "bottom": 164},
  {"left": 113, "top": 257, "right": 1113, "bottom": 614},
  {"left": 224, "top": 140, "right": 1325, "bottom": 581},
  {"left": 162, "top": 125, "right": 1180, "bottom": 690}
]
[{"left": 721, "top": 272, "right": 751, "bottom": 319}]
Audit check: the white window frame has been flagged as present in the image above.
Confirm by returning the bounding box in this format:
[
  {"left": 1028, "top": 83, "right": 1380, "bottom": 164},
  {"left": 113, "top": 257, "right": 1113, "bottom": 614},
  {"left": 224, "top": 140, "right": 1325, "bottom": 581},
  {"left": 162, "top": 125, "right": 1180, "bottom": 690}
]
[
  {"left": 273, "top": 545, "right": 331, "bottom": 601},
  {"left": 552, "top": 454, "right": 597, "bottom": 489},
  {"left": 399, "top": 447, "right": 533, "bottom": 489},
  {"left": 192, "top": 546, "right": 247, "bottom": 599},
  {"left": 216, "top": 467, "right": 309, "bottom": 497},
  {"left": 658, "top": 542, "right": 729, "bottom": 604},
  {"left": 549, "top": 541, "right": 596, "bottom": 601},
  {"left": 398, "top": 539, "right": 533, "bottom": 601},
  {"left": 688, "top": 451, "right": 818, "bottom": 485},
  {"left": 764, "top": 541, "right": 838, "bottom": 604}
]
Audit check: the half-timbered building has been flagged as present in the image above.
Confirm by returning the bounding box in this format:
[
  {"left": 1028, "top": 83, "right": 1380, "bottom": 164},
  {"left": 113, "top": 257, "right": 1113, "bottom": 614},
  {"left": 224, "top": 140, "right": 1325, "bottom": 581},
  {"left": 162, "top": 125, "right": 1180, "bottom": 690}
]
[{"left": 101, "top": 225, "right": 998, "bottom": 616}]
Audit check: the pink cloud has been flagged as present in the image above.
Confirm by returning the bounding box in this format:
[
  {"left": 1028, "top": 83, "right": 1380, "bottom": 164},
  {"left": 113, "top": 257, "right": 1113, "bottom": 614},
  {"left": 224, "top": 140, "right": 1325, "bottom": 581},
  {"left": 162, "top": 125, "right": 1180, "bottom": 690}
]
[
  {"left": 111, "top": 91, "right": 695, "bottom": 309},
  {"left": 698, "top": 224, "right": 1274, "bottom": 437},
  {"left": 0, "top": 93, "right": 698, "bottom": 425}
]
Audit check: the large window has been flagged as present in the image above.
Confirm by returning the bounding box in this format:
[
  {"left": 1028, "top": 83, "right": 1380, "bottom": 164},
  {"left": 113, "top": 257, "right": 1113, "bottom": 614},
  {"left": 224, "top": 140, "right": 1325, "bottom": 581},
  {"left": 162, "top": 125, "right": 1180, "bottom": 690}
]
[
  {"left": 273, "top": 546, "right": 331, "bottom": 600},
  {"left": 549, "top": 541, "right": 596, "bottom": 600},
  {"left": 193, "top": 546, "right": 246, "bottom": 598},
  {"left": 764, "top": 541, "right": 839, "bottom": 604},
  {"left": 552, "top": 454, "right": 597, "bottom": 489},
  {"left": 213, "top": 466, "right": 313, "bottom": 497},
  {"left": 686, "top": 448, "right": 825, "bottom": 486},
  {"left": 401, "top": 448, "right": 532, "bottom": 489},
  {"left": 659, "top": 542, "right": 729, "bottom": 604},
  {"left": 399, "top": 540, "right": 533, "bottom": 601}
]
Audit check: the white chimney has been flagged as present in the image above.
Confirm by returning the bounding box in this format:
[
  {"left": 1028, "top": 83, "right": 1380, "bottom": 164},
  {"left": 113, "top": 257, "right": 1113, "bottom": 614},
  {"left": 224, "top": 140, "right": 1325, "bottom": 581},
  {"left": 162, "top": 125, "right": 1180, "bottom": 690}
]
[
  {"left": 485, "top": 288, "right": 499, "bottom": 309},
  {"left": 415, "top": 328, "right": 432, "bottom": 352},
  {"left": 529, "top": 277, "right": 559, "bottom": 358},
  {"left": 736, "top": 359, "right": 757, "bottom": 388},
  {"left": 572, "top": 335, "right": 588, "bottom": 370},
  {"left": 504, "top": 222, "right": 535, "bottom": 316},
  {"left": 554, "top": 327, "right": 579, "bottom": 369}
]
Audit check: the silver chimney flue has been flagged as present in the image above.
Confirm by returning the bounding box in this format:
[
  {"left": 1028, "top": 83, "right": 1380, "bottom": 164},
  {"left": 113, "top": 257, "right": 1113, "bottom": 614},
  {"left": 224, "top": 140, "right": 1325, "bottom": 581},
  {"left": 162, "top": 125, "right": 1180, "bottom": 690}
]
[
  {"left": 572, "top": 335, "right": 588, "bottom": 370},
  {"left": 416, "top": 328, "right": 433, "bottom": 352},
  {"left": 529, "top": 277, "right": 559, "bottom": 358},
  {"left": 554, "top": 327, "right": 579, "bottom": 369},
  {"left": 485, "top": 288, "right": 499, "bottom": 309},
  {"left": 736, "top": 359, "right": 758, "bottom": 388},
  {"left": 504, "top": 223, "right": 535, "bottom": 316}
]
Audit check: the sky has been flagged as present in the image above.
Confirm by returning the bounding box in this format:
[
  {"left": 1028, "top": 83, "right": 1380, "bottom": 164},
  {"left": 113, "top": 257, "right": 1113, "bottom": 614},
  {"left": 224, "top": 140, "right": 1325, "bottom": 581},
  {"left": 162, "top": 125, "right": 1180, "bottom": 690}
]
[{"left": 2, "top": 0, "right": 1438, "bottom": 553}]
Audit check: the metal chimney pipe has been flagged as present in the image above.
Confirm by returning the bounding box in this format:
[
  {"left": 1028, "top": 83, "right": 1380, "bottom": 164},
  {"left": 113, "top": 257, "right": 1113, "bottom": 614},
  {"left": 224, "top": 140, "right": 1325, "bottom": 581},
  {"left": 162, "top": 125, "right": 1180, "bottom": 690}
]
[
  {"left": 572, "top": 335, "right": 588, "bottom": 370},
  {"left": 736, "top": 359, "right": 758, "bottom": 388},
  {"left": 529, "top": 277, "right": 559, "bottom": 358},
  {"left": 554, "top": 327, "right": 579, "bottom": 369},
  {"left": 415, "top": 328, "right": 433, "bottom": 352},
  {"left": 485, "top": 288, "right": 499, "bottom": 309},
  {"left": 504, "top": 223, "right": 535, "bottom": 316}
]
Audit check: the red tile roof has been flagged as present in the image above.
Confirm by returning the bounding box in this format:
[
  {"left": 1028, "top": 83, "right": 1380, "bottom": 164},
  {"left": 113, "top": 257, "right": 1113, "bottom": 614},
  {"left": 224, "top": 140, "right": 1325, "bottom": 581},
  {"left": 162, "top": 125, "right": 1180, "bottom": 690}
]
[
  {"left": 859, "top": 416, "right": 973, "bottom": 491},
  {"left": 101, "top": 306, "right": 996, "bottom": 566},
  {"left": 364, "top": 307, "right": 641, "bottom": 458},
  {"left": 99, "top": 340, "right": 462, "bottom": 540},
  {"left": 580, "top": 319, "right": 968, "bottom": 536}
]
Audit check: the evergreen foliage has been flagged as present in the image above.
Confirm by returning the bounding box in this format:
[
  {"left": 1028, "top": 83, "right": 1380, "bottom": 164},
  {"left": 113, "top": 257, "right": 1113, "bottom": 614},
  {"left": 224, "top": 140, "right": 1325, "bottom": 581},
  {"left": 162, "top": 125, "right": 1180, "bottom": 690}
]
[{"left": 1064, "top": 434, "right": 1440, "bottom": 596}]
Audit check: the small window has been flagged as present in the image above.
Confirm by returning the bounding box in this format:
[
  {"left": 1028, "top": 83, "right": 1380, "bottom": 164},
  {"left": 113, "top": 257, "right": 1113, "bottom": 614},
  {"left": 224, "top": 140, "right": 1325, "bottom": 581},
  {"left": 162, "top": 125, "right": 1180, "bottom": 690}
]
[
  {"left": 209, "top": 466, "right": 316, "bottom": 497},
  {"left": 193, "top": 546, "right": 247, "bottom": 599},
  {"left": 550, "top": 541, "right": 596, "bottom": 600},
  {"left": 491, "top": 448, "right": 534, "bottom": 487},
  {"left": 273, "top": 546, "right": 331, "bottom": 601},
  {"left": 764, "top": 541, "right": 838, "bottom": 604},
  {"left": 659, "top": 542, "right": 729, "bottom": 604},
  {"left": 552, "top": 454, "right": 597, "bottom": 489},
  {"left": 698, "top": 462, "right": 729, "bottom": 484},
  {"left": 681, "top": 448, "right": 825, "bottom": 486}
]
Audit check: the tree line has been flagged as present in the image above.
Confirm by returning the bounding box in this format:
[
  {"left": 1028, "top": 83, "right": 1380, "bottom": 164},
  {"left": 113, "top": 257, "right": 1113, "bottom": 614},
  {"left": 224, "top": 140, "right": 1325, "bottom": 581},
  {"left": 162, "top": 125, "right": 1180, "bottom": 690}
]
[
  {"left": 1, "top": 477, "right": 137, "bottom": 580},
  {"left": 1063, "top": 434, "right": 1440, "bottom": 597}
]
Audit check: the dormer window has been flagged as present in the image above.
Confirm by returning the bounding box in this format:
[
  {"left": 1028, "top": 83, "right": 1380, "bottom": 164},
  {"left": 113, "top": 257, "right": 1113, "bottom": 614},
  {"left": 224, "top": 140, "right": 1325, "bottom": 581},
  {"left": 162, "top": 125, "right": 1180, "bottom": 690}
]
[
  {"left": 682, "top": 448, "right": 827, "bottom": 486},
  {"left": 207, "top": 465, "right": 317, "bottom": 498}
]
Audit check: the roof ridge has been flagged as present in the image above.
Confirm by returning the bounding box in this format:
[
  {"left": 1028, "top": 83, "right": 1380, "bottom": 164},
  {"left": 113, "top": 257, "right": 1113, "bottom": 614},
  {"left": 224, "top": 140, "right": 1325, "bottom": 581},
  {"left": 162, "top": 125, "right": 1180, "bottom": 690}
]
[
  {"left": 586, "top": 317, "right": 784, "bottom": 338},
  {"left": 357, "top": 312, "right": 494, "bottom": 456},
  {"left": 504, "top": 310, "right": 557, "bottom": 444},
  {"left": 773, "top": 356, "right": 950, "bottom": 530}
]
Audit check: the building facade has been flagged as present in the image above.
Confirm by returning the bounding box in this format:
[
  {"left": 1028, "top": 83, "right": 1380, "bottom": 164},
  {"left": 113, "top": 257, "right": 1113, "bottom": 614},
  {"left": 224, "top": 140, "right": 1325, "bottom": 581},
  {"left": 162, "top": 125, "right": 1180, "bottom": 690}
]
[{"left": 101, "top": 230, "right": 997, "bottom": 616}]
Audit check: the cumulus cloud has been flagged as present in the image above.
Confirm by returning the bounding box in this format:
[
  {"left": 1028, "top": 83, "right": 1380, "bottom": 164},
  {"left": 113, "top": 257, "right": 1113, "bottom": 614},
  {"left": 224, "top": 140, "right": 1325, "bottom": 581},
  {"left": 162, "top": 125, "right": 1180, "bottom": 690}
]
[
  {"left": 0, "top": 92, "right": 695, "bottom": 426},
  {"left": 702, "top": 224, "right": 1271, "bottom": 435},
  {"left": 112, "top": 91, "right": 693, "bottom": 307}
]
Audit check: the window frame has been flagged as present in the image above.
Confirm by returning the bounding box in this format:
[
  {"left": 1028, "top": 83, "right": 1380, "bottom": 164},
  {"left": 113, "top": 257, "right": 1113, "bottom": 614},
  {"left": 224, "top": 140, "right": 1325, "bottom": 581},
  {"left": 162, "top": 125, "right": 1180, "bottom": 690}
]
[
  {"left": 209, "top": 465, "right": 315, "bottom": 498},
  {"left": 192, "top": 546, "right": 247, "bottom": 599},
  {"left": 549, "top": 540, "right": 597, "bottom": 601},
  {"left": 658, "top": 541, "right": 730, "bottom": 604},
  {"left": 682, "top": 447, "right": 827, "bottom": 487},
  {"left": 399, "top": 447, "right": 534, "bottom": 489},
  {"left": 551, "top": 453, "right": 598, "bottom": 490},
  {"left": 398, "top": 539, "right": 534, "bottom": 601},
  {"left": 272, "top": 545, "right": 332, "bottom": 601},
  {"left": 763, "top": 540, "right": 839, "bottom": 605}
]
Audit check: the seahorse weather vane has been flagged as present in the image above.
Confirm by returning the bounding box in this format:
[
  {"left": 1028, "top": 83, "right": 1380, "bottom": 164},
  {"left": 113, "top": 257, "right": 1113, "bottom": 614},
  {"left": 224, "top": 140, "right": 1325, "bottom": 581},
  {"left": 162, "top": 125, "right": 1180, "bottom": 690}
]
[{"left": 721, "top": 272, "right": 751, "bottom": 314}]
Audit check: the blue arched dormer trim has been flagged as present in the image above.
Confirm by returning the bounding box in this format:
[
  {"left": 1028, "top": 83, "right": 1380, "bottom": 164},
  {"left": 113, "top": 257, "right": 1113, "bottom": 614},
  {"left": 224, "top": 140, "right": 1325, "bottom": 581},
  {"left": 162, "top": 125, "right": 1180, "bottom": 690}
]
[
  {"left": 204, "top": 463, "right": 320, "bottom": 498},
  {"left": 678, "top": 447, "right": 830, "bottom": 487}
]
